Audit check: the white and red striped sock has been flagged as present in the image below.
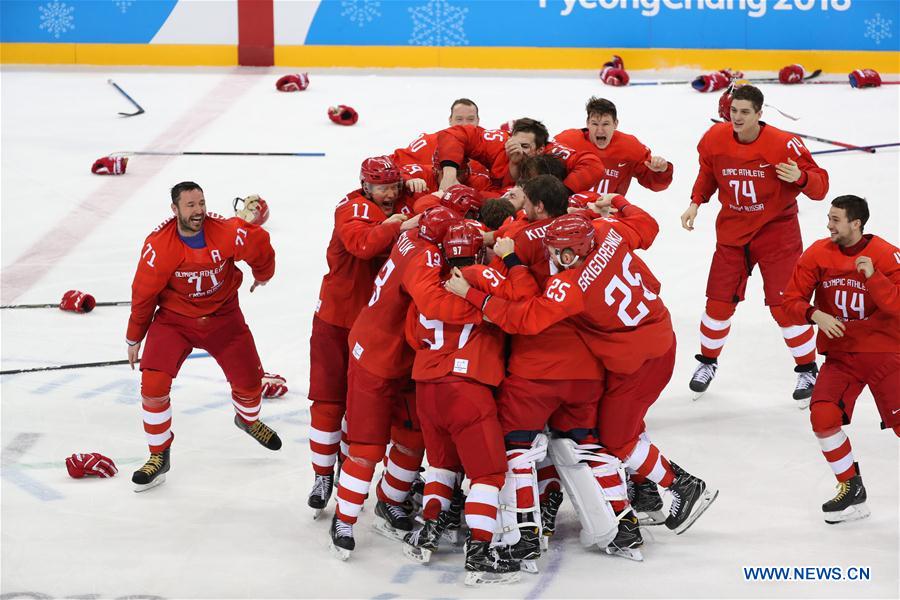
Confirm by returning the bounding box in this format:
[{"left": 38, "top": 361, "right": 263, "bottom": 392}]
[
  {"left": 781, "top": 324, "right": 817, "bottom": 365},
  {"left": 465, "top": 483, "right": 500, "bottom": 542},
  {"left": 377, "top": 444, "right": 424, "bottom": 506},
  {"left": 816, "top": 429, "right": 857, "bottom": 482},
  {"left": 231, "top": 391, "right": 260, "bottom": 425},
  {"left": 623, "top": 438, "right": 675, "bottom": 488},
  {"left": 422, "top": 468, "right": 457, "bottom": 520},
  {"left": 335, "top": 457, "right": 376, "bottom": 524},
  {"left": 142, "top": 394, "right": 173, "bottom": 453},
  {"left": 309, "top": 403, "right": 343, "bottom": 476},
  {"left": 700, "top": 311, "right": 731, "bottom": 359}
]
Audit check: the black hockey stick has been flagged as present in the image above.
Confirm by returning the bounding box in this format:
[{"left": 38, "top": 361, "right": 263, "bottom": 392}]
[
  {"left": 0, "top": 301, "right": 130, "bottom": 310},
  {"left": 0, "top": 352, "right": 210, "bottom": 376},
  {"left": 709, "top": 119, "right": 876, "bottom": 153},
  {"left": 108, "top": 79, "right": 145, "bottom": 117},
  {"left": 812, "top": 142, "right": 900, "bottom": 156},
  {"left": 109, "top": 150, "right": 325, "bottom": 158},
  {"left": 630, "top": 69, "right": 822, "bottom": 87}
]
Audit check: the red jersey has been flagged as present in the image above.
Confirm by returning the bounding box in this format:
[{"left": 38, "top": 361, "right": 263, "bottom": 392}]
[
  {"left": 436, "top": 125, "right": 605, "bottom": 193},
  {"left": 553, "top": 129, "right": 673, "bottom": 196},
  {"left": 127, "top": 214, "right": 275, "bottom": 343},
  {"left": 316, "top": 190, "right": 403, "bottom": 329},
  {"left": 690, "top": 122, "right": 829, "bottom": 247},
  {"left": 476, "top": 204, "right": 671, "bottom": 374},
  {"left": 783, "top": 235, "right": 900, "bottom": 354}
]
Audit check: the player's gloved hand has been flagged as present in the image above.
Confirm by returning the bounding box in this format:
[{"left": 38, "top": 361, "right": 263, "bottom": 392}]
[
  {"left": 66, "top": 452, "right": 118, "bottom": 478},
  {"left": 600, "top": 66, "right": 630, "bottom": 86},
  {"left": 91, "top": 156, "right": 128, "bottom": 175},
  {"left": 779, "top": 64, "right": 805, "bottom": 84},
  {"left": 234, "top": 194, "right": 270, "bottom": 226},
  {"left": 848, "top": 69, "right": 881, "bottom": 89},
  {"left": 275, "top": 73, "right": 309, "bottom": 92},
  {"left": 59, "top": 290, "right": 96, "bottom": 313},
  {"left": 328, "top": 105, "right": 359, "bottom": 126},
  {"left": 261, "top": 373, "right": 288, "bottom": 398}
]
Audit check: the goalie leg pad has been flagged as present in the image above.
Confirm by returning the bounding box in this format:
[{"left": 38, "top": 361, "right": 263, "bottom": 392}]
[{"left": 496, "top": 434, "right": 547, "bottom": 547}]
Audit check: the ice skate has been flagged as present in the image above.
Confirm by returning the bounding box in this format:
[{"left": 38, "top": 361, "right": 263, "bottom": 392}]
[
  {"left": 308, "top": 472, "right": 335, "bottom": 519},
  {"left": 233, "top": 415, "right": 282, "bottom": 450},
  {"left": 440, "top": 486, "right": 466, "bottom": 546},
  {"left": 372, "top": 500, "right": 414, "bottom": 542},
  {"left": 793, "top": 363, "right": 818, "bottom": 409},
  {"left": 630, "top": 478, "right": 666, "bottom": 526},
  {"left": 604, "top": 513, "right": 644, "bottom": 562},
  {"left": 823, "top": 474, "right": 870, "bottom": 524},
  {"left": 539, "top": 490, "right": 564, "bottom": 549},
  {"left": 329, "top": 515, "right": 355, "bottom": 560},
  {"left": 464, "top": 537, "right": 521, "bottom": 586},
  {"left": 665, "top": 463, "right": 718, "bottom": 534},
  {"left": 403, "top": 511, "right": 452, "bottom": 564},
  {"left": 495, "top": 525, "right": 541, "bottom": 573},
  {"left": 132, "top": 448, "right": 170, "bottom": 493},
  {"left": 689, "top": 355, "right": 718, "bottom": 400},
  {"left": 399, "top": 468, "right": 425, "bottom": 517}
]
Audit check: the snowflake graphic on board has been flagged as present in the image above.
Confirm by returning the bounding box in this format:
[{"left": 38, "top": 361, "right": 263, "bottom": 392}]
[
  {"left": 863, "top": 12, "right": 892, "bottom": 45},
  {"left": 38, "top": 1, "right": 75, "bottom": 39},
  {"left": 409, "top": 0, "right": 468, "bottom": 46},
  {"left": 114, "top": 0, "right": 134, "bottom": 14},
  {"left": 341, "top": 0, "right": 381, "bottom": 27}
]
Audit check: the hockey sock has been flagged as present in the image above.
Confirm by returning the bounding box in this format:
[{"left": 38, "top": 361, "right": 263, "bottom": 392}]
[
  {"left": 816, "top": 428, "right": 857, "bottom": 482},
  {"left": 537, "top": 455, "right": 561, "bottom": 502},
  {"left": 231, "top": 384, "right": 262, "bottom": 425},
  {"left": 619, "top": 438, "right": 675, "bottom": 488},
  {"left": 466, "top": 478, "right": 504, "bottom": 542},
  {"left": 377, "top": 432, "right": 425, "bottom": 505},
  {"left": 335, "top": 443, "right": 385, "bottom": 524},
  {"left": 309, "top": 402, "right": 344, "bottom": 476},
  {"left": 628, "top": 431, "right": 652, "bottom": 484},
  {"left": 771, "top": 305, "right": 817, "bottom": 365},
  {"left": 422, "top": 468, "right": 458, "bottom": 520},
  {"left": 141, "top": 370, "right": 174, "bottom": 453},
  {"left": 340, "top": 415, "right": 349, "bottom": 464},
  {"left": 699, "top": 299, "right": 735, "bottom": 360}
]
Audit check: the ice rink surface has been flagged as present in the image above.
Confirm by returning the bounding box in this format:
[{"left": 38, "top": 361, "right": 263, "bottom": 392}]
[{"left": 1, "top": 65, "right": 898, "bottom": 600}]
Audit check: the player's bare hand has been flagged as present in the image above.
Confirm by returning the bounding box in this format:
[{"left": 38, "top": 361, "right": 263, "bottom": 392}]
[
  {"left": 445, "top": 267, "right": 470, "bottom": 297},
  {"left": 386, "top": 213, "right": 409, "bottom": 225},
  {"left": 681, "top": 204, "right": 699, "bottom": 231},
  {"left": 400, "top": 213, "right": 421, "bottom": 231},
  {"left": 406, "top": 178, "right": 428, "bottom": 194},
  {"left": 505, "top": 138, "right": 527, "bottom": 164},
  {"left": 644, "top": 156, "right": 668, "bottom": 172},
  {"left": 585, "top": 201, "right": 617, "bottom": 217},
  {"left": 811, "top": 310, "right": 846, "bottom": 339},
  {"left": 855, "top": 256, "right": 875, "bottom": 278},
  {"left": 775, "top": 159, "right": 802, "bottom": 183},
  {"left": 494, "top": 237, "right": 515, "bottom": 258},
  {"left": 127, "top": 342, "right": 141, "bottom": 370},
  {"left": 250, "top": 279, "right": 268, "bottom": 293}
]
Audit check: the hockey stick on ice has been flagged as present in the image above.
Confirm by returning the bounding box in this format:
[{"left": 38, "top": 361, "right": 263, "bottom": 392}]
[
  {"left": 811, "top": 142, "right": 900, "bottom": 156},
  {"left": 709, "top": 119, "right": 876, "bottom": 153},
  {"left": 108, "top": 79, "right": 145, "bottom": 117},
  {"left": 629, "top": 69, "right": 822, "bottom": 87},
  {"left": 0, "top": 352, "right": 210, "bottom": 376},
  {"left": 109, "top": 151, "right": 326, "bottom": 158},
  {"left": 0, "top": 301, "right": 130, "bottom": 310}
]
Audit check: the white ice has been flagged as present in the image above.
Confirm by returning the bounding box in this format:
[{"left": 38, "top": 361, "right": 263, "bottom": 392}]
[{"left": 1, "top": 65, "right": 898, "bottom": 599}]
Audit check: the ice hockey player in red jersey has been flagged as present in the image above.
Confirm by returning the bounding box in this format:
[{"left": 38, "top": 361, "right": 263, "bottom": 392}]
[
  {"left": 782, "top": 195, "right": 900, "bottom": 524},
  {"left": 126, "top": 182, "right": 279, "bottom": 491},
  {"left": 554, "top": 97, "right": 673, "bottom": 196},
  {"left": 307, "top": 156, "right": 418, "bottom": 514},
  {"left": 680, "top": 84, "right": 829, "bottom": 405}
]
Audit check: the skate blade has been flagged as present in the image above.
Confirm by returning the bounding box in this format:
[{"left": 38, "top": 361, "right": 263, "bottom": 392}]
[
  {"left": 520, "top": 559, "right": 539, "bottom": 574},
  {"left": 691, "top": 390, "right": 706, "bottom": 401},
  {"left": 604, "top": 546, "right": 644, "bottom": 562},
  {"left": 825, "top": 503, "right": 871, "bottom": 524},
  {"left": 402, "top": 543, "right": 433, "bottom": 564},
  {"left": 312, "top": 507, "right": 325, "bottom": 520},
  {"left": 539, "top": 535, "right": 550, "bottom": 552},
  {"left": 133, "top": 473, "right": 166, "bottom": 493},
  {"left": 372, "top": 516, "right": 411, "bottom": 542},
  {"left": 464, "top": 570, "right": 521, "bottom": 587},
  {"left": 796, "top": 398, "right": 810, "bottom": 410},
  {"left": 675, "top": 488, "right": 719, "bottom": 535},
  {"left": 329, "top": 540, "right": 351, "bottom": 561},
  {"left": 636, "top": 510, "right": 667, "bottom": 526}
]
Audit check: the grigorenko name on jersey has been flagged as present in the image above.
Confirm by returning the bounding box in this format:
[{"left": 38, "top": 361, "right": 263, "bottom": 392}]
[{"left": 577, "top": 228, "right": 625, "bottom": 292}]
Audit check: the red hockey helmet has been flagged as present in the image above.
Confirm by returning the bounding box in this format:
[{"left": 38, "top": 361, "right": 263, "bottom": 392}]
[
  {"left": 418, "top": 205, "right": 462, "bottom": 244},
  {"left": 544, "top": 214, "right": 596, "bottom": 268},
  {"left": 360, "top": 156, "right": 402, "bottom": 186},
  {"left": 233, "top": 194, "right": 270, "bottom": 226},
  {"left": 442, "top": 221, "right": 485, "bottom": 264},
  {"left": 440, "top": 184, "right": 482, "bottom": 219},
  {"left": 718, "top": 78, "right": 751, "bottom": 122}
]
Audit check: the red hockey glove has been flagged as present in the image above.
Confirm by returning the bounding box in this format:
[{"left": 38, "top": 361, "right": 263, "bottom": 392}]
[
  {"left": 779, "top": 64, "right": 805, "bottom": 84},
  {"left": 261, "top": 373, "right": 288, "bottom": 398},
  {"left": 498, "top": 119, "right": 516, "bottom": 133},
  {"left": 234, "top": 194, "right": 270, "bottom": 226},
  {"left": 66, "top": 453, "right": 117, "bottom": 478},
  {"left": 692, "top": 71, "right": 731, "bottom": 93},
  {"left": 849, "top": 69, "right": 881, "bottom": 88},
  {"left": 91, "top": 156, "right": 128, "bottom": 175},
  {"left": 276, "top": 73, "right": 309, "bottom": 92},
  {"left": 328, "top": 105, "right": 359, "bottom": 126},
  {"left": 606, "top": 54, "right": 624, "bottom": 70},
  {"left": 59, "top": 290, "right": 96, "bottom": 313},
  {"left": 600, "top": 66, "right": 630, "bottom": 87}
]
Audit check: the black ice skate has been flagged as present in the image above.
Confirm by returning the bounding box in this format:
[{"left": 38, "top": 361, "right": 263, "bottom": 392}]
[
  {"left": 399, "top": 468, "right": 425, "bottom": 516},
  {"left": 665, "top": 463, "right": 719, "bottom": 534},
  {"left": 630, "top": 478, "right": 666, "bottom": 526},
  {"left": 689, "top": 355, "right": 718, "bottom": 400},
  {"left": 604, "top": 512, "right": 644, "bottom": 562},
  {"left": 793, "top": 363, "right": 818, "bottom": 409},
  {"left": 464, "top": 536, "right": 521, "bottom": 587},
  {"left": 540, "top": 490, "right": 564, "bottom": 549},
  {"left": 403, "top": 511, "right": 453, "bottom": 564},
  {"left": 308, "top": 472, "right": 335, "bottom": 519},
  {"left": 373, "top": 500, "right": 415, "bottom": 542},
  {"left": 233, "top": 415, "right": 282, "bottom": 450},
  {"left": 132, "top": 447, "right": 170, "bottom": 493},
  {"left": 441, "top": 485, "right": 466, "bottom": 546},
  {"left": 823, "top": 473, "right": 870, "bottom": 524},
  {"left": 329, "top": 515, "right": 355, "bottom": 560},
  {"left": 495, "top": 520, "right": 542, "bottom": 573}
]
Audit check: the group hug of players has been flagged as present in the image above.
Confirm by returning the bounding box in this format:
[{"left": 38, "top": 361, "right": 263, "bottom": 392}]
[{"left": 123, "top": 83, "right": 899, "bottom": 586}]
